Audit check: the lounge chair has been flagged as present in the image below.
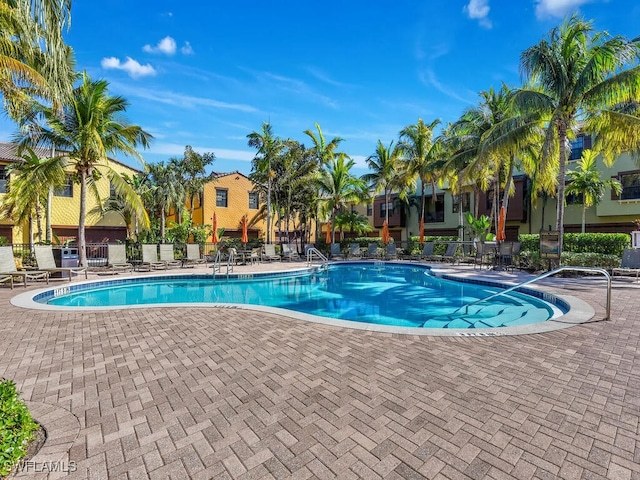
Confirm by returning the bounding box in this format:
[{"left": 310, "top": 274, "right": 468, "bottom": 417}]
[
  {"left": 0, "top": 246, "right": 49, "bottom": 287},
  {"left": 262, "top": 244, "right": 281, "bottom": 262},
  {"left": 139, "top": 244, "right": 166, "bottom": 271},
  {"left": 281, "top": 243, "right": 300, "bottom": 261},
  {"left": 473, "top": 242, "right": 493, "bottom": 270},
  {"left": 33, "top": 245, "right": 87, "bottom": 281},
  {"left": 385, "top": 243, "right": 398, "bottom": 260},
  {"left": 431, "top": 242, "right": 459, "bottom": 264},
  {"left": 612, "top": 248, "right": 640, "bottom": 281},
  {"left": 348, "top": 243, "right": 362, "bottom": 259},
  {"left": 159, "top": 244, "right": 181, "bottom": 269},
  {"left": 414, "top": 242, "right": 435, "bottom": 261},
  {"left": 330, "top": 243, "right": 345, "bottom": 259},
  {"left": 183, "top": 244, "right": 206, "bottom": 267},
  {"left": 106, "top": 244, "right": 133, "bottom": 272},
  {"left": 365, "top": 243, "right": 380, "bottom": 259},
  {"left": 249, "top": 247, "right": 261, "bottom": 265}
]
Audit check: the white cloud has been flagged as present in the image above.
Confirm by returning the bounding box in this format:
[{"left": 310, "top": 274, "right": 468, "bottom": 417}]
[
  {"left": 181, "top": 41, "right": 194, "bottom": 55},
  {"left": 143, "top": 36, "right": 177, "bottom": 55},
  {"left": 419, "top": 69, "right": 475, "bottom": 105},
  {"left": 464, "top": 0, "right": 492, "bottom": 28},
  {"left": 534, "top": 0, "right": 592, "bottom": 19},
  {"left": 101, "top": 57, "right": 156, "bottom": 78}
]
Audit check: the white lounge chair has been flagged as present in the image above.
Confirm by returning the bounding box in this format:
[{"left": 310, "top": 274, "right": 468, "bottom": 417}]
[
  {"left": 106, "top": 244, "right": 133, "bottom": 272},
  {"left": 183, "top": 244, "right": 206, "bottom": 267},
  {"left": 33, "top": 245, "right": 87, "bottom": 281},
  {"left": 0, "top": 246, "right": 49, "bottom": 287},
  {"left": 139, "top": 244, "right": 166, "bottom": 271},
  {"left": 281, "top": 243, "right": 299, "bottom": 261},
  {"left": 159, "top": 244, "right": 181, "bottom": 269},
  {"left": 262, "top": 244, "right": 280, "bottom": 262}
]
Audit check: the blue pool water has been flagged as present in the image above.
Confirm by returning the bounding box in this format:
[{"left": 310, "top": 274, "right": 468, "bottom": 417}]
[{"left": 39, "top": 264, "right": 564, "bottom": 329}]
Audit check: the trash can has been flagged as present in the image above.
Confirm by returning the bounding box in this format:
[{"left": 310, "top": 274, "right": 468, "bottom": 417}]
[{"left": 52, "top": 248, "right": 79, "bottom": 278}]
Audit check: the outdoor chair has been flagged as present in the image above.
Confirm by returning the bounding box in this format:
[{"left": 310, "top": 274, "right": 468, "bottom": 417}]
[
  {"left": 0, "top": 246, "right": 49, "bottom": 288},
  {"left": 365, "top": 243, "right": 380, "bottom": 259},
  {"left": 106, "top": 244, "right": 133, "bottom": 273},
  {"left": 139, "top": 244, "right": 166, "bottom": 271},
  {"left": 497, "top": 241, "right": 514, "bottom": 270},
  {"left": 33, "top": 245, "right": 87, "bottom": 281},
  {"left": 262, "top": 244, "right": 281, "bottom": 262},
  {"left": 249, "top": 247, "right": 261, "bottom": 265},
  {"left": 281, "top": 243, "right": 300, "bottom": 261},
  {"left": 415, "top": 242, "right": 435, "bottom": 262},
  {"left": 612, "top": 248, "right": 640, "bottom": 281},
  {"left": 473, "top": 242, "right": 493, "bottom": 270},
  {"left": 431, "top": 243, "right": 459, "bottom": 264},
  {"left": 385, "top": 243, "right": 398, "bottom": 260},
  {"left": 330, "top": 243, "right": 345, "bottom": 259},
  {"left": 159, "top": 244, "right": 181, "bottom": 269},
  {"left": 348, "top": 243, "right": 362, "bottom": 259},
  {"left": 183, "top": 244, "right": 206, "bottom": 268}
]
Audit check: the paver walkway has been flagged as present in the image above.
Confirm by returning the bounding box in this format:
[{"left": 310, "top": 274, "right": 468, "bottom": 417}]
[{"left": 0, "top": 263, "right": 638, "bottom": 479}]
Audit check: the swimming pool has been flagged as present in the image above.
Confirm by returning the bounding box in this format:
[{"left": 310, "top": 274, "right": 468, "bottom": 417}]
[{"left": 31, "top": 263, "right": 567, "bottom": 329}]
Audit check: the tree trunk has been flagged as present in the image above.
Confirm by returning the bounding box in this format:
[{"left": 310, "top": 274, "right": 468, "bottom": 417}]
[
  {"left": 502, "top": 154, "right": 515, "bottom": 217},
  {"left": 582, "top": 205, "right": 586, "bottom": 233},
  {"left": 78, "top": 169, "right": 87, "bottom": 267},
  {"left": 160, "top": 205, "right": 166, "bottom": 241},
  {"left": 35, "top": 199, "right": 43, "bottom": 243},
  {"left": 266, "top": 177, "right": 272, "bottom": 244},
  {"left": 46, "top": 186, "right": 53, "bottom": 243},
  {"left": 556, "top": 123, "right": 568, "bottom": 252}
]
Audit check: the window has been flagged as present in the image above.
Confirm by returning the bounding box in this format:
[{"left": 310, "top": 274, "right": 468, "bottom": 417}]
[
  {"left": 216, "top": 188, "right": 228, "bottom": 207},
  {"left": 569, "top": 134, "right": 591, "bottom": 161},
  {"left": 248, "top": 192, "right": 258, "bottom": 209},
  {"left": 566, "top": 192, "right": 584, "bottom": 205},
  {"left": 109, "top": 181, "right": 117, "bottom": 198},
  {"left": 425, "top": 194, "right": 445, "bottom": 223},
  {"left": 54, "top": 175, "right": 73, "bottom": 197},
  {"left": 0, "top": 167, "right": 7, "bottom": 194},
  {"left": 452, "top": 193, "right": 470, "bottom": 213},
  {"left": 380, "top": 202, "right": 393, "bottom": 217},
  {"left": 367, "top": 203, "right": 373, "bottom": 216},
  {"left": 619, "top": 172, "right": 640, "bottom": 200}
]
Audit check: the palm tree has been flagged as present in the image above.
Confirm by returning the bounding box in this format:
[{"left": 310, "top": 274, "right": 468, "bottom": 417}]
[
  {"left": 398, "top": 118, "right": 441, "bottom": 228},
  {"left": 565, "top": 149, "right": 622, "bottom": 233},
  {"left": 362, "top": 140, "right": 403, "bottom": 224},
  {"left": 248, "top": 122, "right": 283, "bottom": 244},
  {"left": 335, "top": 211, "right": 372, "bottom": 240},
  {"left": 0, "top": 0, "right": 74, "bottom": 118},
  {"left": 146, "top": 161, "right": 182, "bottom": 242},
  {"left": 16, "top": 72, "right": 152, "bottom": 266},
  {"left": 169, "top": 146, "right": 215, "bottom": 221},
  {"left": 316, "top": 154, "right": 367, "bottom": 243},
  {"left": 515, "top": 15, "right": 640, "bottom": 249},
  {"left": 0, "top": 146, "right": 65, "bottom": 244}
]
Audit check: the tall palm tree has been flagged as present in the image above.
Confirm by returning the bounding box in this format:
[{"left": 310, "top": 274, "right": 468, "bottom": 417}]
[
  {"left": 248, "top": 122, "right": 283, "bottom": 244},
  {"left": 0, "top": 0, "right": 74, "bottom": 119},
  {"left": 362, "top": 140, "right": 403, "bottom": 224},
  {"left": 515, "top": 15, "right": 640, "bottom": 249},
  {"left": 146, "top": 161, "right": 182, "bottom": 242},
  {"left": 565, "top": 149, "right": 622, "bottom": 233},
  {"left": 335, "top": 211, "right": 371, "bottom": 240},
  {"left": 398, "top": 118, "right": 442, "bottom": 228},
  {"left": 16, "top": 72, "right": 152, "bottom": 266},
  {"left": 316, "top": 154, "right": 367, "bottom": 243}
]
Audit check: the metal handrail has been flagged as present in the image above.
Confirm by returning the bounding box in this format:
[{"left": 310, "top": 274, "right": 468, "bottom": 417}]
[
  {"left": 460, "top": 266, "right": 611, "bottom": 320},
  {"left": 212, "top": 250, "right": 236, "bottom": 276},
  {"left": 306, "top": 247, "right": 328, "bottom": 267}
]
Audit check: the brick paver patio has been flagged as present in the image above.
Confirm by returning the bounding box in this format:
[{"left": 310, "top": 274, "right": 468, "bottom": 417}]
[{"left": 0, "top": 264, "right": 638, "bottom": 479}]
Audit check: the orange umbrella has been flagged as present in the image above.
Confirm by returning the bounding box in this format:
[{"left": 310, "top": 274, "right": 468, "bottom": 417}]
[
  {"left": 496, "top": 205, "right": 506, "bottom": 242},
  {"left": 419, "top": 218, "right": 425, "bottom": 243},
  {"left": 241, "top": 215, "right": 248, "bottom": 244},
  {"left": 325, "top": 221, "right": 332, "bottom": 244},
  {"left": 212, "top": 212, "right": 219, "bottom": 244},
  {"left": 381, "top": 220, "right": 390, "bottom": 244}
]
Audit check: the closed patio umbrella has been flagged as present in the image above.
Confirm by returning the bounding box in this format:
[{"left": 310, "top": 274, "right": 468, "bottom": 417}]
[
  {"left": 419, "top": 218, "right": 425, "bottom": 243},
  {"left": 382, "top": 220, "right": 390, "bottom": 244},
  {"left": 325, "top": 221, "right": 331, "bottom": 244},
  {"left": 241, "top": 215, "right": 248, "bottom": 244},
  {"left": 212, "top": 212, "right": 219, "bottom": 244},
  {"left": 496, "top": 206, "right": 506, "bottom": 242}
]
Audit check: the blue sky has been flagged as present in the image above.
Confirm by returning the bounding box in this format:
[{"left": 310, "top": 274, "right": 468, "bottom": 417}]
[{"left": 1, "top": 0, "right": 638, "bottom": 176}]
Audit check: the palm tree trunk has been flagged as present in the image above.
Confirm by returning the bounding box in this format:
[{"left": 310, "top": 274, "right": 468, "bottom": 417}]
[
  {"left": 502, "top": 154, "right": 515, "bottom": 216},
  {"left": 160, "top": 205, "right": 166, "bottom": 241},
  {"left": 35, "top": 199, "right": 43, "bottom": 243},
  {"left": 78, "top": 169, "right": 87, "bottom": 267},
  {"left": 46, "top": 186, "right": 53, "bottom": 242},
  {"left": 266, "top": 177, "right": 272, "bottom": 244},
  {"left": 556, "top": 123, "right": 568, "bottom": 252},
  {"left": 582, "top": 205, "right": 586, "bottom": 233}
]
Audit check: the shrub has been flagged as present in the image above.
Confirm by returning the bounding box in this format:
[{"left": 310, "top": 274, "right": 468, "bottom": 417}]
[
  {"left": 518, "top": 233, "right": 630, "bottom": 256},
  {"left": 560, "top": 252, "right": 621, "bottom": 270},
  {"left": 0, "top": 380, "right": 38, "bottom": 476}
]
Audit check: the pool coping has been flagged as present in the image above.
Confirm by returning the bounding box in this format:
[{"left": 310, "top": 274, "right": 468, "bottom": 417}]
[{"left": 10, "top": 263, "right": 595, "bottom": 337}]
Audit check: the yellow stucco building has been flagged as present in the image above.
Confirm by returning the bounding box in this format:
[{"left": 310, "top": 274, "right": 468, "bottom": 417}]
[{"left": 0, "top": 142, "right": 141, "bottom": 244}]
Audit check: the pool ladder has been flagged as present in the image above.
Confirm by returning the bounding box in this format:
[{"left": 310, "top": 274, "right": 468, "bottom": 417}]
[
  {"left": 458, "top": 266, "right": 611, "bottom": 320},
  {"left": 306, "top": 247, "right": 328, "bottom": 268},
  {"left": 212, "top": 250, "right": 236, "bottom": 277}
]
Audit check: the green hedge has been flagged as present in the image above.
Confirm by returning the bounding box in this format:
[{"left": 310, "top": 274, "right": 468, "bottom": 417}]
[
  {"left": 519, "top": 233, "right": 630, "bottom": 256},
  {"left": 0, "top": 380, "right": 38, "bottom": 476}
]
